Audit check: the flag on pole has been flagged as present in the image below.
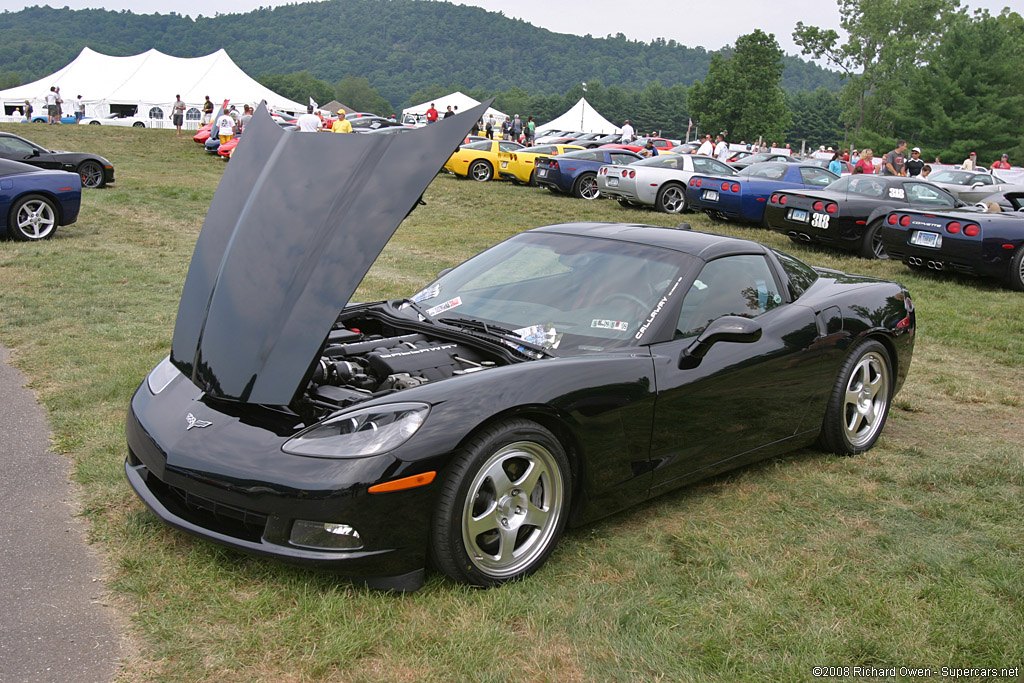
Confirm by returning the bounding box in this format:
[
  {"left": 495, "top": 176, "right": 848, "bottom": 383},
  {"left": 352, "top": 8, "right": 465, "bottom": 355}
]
[
  {"left": 687, "top": 118, "right": 693, "bottom": 131},
  {"left": 309, "top": 97, "right": 318, "bottom": 110}
]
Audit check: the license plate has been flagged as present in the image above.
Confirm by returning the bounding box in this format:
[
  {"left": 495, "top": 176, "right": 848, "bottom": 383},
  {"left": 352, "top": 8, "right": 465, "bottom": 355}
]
[
  {"left": 537, "top": 169, "right": 547, "bottom": 177},
  {"left": 789, "top": 208, "right": 809, "bottom": 223},
  {"left": 607, "top": 178, "right": 619, "bottom": 187},
  {"left": 702, "top": 190, "right": 719, "bottom": 202},
  {"left": 910, "top": 230, "right": 942, "bottom": 248}
]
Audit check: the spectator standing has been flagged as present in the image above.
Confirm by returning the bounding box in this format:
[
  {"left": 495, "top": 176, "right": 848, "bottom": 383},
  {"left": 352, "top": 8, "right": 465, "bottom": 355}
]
[
  {"left": 640, "top": 139, "right": 659, "bottom": 158},
  {"left": 202, "top": 96, "right": 214, "bottom": 125},
  {"left": 75, "top": 95, "right": 85, "bottom": 123},
  {"left": 45, "top": 87, "right": 57, "bottom": 124},
  {"left": 511, "top": 114, "right": 523, "bottom": 142},
  {"left": 714, "top": 133, "right": 729, "bottom": 162},
  {"left": 991, "top": 153, "right": 1011, "bottom": 170},
  {"left": 881, "top": 139, "right": 908, "bottom": 176},
  {"left": 921, "top": 165, "right": 932, "bottom": 179},
  {"left": 697, "top": 134, "right": 714, "bottom": 156},
  {"left": 54, "top": 87, "right": 63, "bottom": 123},
  {"left": 425, "top": 103, "right": 438, "bottom": 124},
  {"left": 172, "top": 94, "right": 186, "bottom": 136},
  {"left": 331, "top": 114, "right": 352, "bottom": 133},
  {"left": 525, "top": 116, "right": 535, "bottom": 146},
  {"left": 484, "top": 115, "right": 494, "bottom": 139},
  {"left": 500, "top": 116, "right": 511, "bottom": 140},
  {"left": 470, "top": 119, "right": 480, "bottom": 136},
  {"left": 23, "top": 100, "right": 32, "bottom": 122},
  {"left": 620, "top": 119, "right": 634, "bottom": 143},
  {"left": 905, "top": 147, "right": 925, "bottom": 177},
  {"left": 841, "top": 148, "right": 850, "bottom": 162},
  {"left": 828, "top": 151, "right": 843, "bottom": 176},
  {"left": 961, "top": 152, "right": 978, "bottom": 170},
  {"left": 239, "top": 105, "right": 253, "bottom": 133},
  {"left": 295, "top": 105, "right": 321, "bottom": 133},
  {"left": 854, "top": 149, "right": 876, "bottom": 174},
  {"left": 216, "top": 109, "right": 236, "bottom": 143},
  {"left": 443, "top": 105, "right": 455, "bottom": 119}
]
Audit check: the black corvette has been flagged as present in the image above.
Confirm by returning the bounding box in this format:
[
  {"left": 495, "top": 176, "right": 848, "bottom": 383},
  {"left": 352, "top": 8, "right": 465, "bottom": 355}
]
[
  {"left": 124, "top": 103, "right": 917, "bottom": 591},
  {"left": 0, "top": 131, "right": 115, "bottom": 189},
  {"left": 881, "top": 205, "right": 1024, "bottom": 290},
  {"left": 765, "top": 174, "right": 961, "bottom": 259}
]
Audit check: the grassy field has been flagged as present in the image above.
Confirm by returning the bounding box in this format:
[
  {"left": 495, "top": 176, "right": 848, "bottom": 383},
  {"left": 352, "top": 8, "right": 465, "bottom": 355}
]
[{"left": 1, "top": 123, "right": 1022, "bottom": 682}]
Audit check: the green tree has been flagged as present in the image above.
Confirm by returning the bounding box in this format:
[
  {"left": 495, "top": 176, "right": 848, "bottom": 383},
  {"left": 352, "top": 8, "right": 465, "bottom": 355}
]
[
  {"left": 0, "top": 70, "right": 21, "bottom": 90},
  {"left": 787, "top": 88, "right": 843, "bottom": 148},
  {"left": 258, "top": 71, "right": 333, "bottom": 109},
  {"left": 334, "top": 76, "right": 391, "bottom": 115}
]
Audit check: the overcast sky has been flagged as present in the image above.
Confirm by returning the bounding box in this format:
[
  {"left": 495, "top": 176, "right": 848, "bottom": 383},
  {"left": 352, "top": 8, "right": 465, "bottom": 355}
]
[{"left": 1, "top": 0, "right": 1021, "bottom": 56}]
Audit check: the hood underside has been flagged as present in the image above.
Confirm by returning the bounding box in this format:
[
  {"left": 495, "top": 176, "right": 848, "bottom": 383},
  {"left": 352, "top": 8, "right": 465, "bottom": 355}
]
[{"left": 170, "top": 100, "right": 491, "bottom": 405}]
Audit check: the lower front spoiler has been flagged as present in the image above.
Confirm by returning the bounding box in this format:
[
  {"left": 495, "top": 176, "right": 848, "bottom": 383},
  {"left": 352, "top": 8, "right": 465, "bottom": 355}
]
[{"left": 124, "top": 460, "right": 426, "bottom": 591}]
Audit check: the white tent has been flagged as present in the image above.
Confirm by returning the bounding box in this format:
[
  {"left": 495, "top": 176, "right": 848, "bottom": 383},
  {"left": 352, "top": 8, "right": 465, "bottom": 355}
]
[
  {"left": 537, "top": 98, "right": 620, "bottom": 135},
  {"left": 401, "top": 91, "right": 506, "bottom": 127},
  {"left": 0, "top": 47, "right": 305, "bottom": 129}
]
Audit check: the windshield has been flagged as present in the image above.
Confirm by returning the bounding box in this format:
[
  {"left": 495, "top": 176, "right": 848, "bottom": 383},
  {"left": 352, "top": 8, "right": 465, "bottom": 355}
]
[
  {"left": 410, "top": 231, "right": 694, "bottom": 354},
  {"left": 826, "top": 175, "right": 893, "bottom": 198},
  {"left": 930, "top": 170, "right": 979, "bottom": 185},
  {"left": 633, "top": 155, "right": 685, "bottom": 169}
]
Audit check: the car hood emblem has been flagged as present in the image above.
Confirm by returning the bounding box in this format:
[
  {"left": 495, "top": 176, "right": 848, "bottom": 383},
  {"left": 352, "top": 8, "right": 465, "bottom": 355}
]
[
  {"left": 169, "top": 100, "right": 491, "bottom": 406},
  {"left": 185, "top": 413, "right": 212, "bottom": 430}
]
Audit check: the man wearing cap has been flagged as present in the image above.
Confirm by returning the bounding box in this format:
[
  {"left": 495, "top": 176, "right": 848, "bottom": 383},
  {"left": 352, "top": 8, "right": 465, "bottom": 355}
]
[
  {"left": 881, "top": 139, "right": 907, "bottom": 176},
  {"left": 991, "top": 153, "right": 1011, "bottom": 170},
  {"left": 905, "top": 147, "right": 925, "bottom": 177},
  {"left": 961, "top": 152, "right": 979, "bottom": 170}
]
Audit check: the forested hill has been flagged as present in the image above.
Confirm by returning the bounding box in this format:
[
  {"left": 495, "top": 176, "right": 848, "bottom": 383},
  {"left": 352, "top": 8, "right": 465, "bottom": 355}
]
[{"left": 0, "top": 0, "right": 841, "bottom": 108}]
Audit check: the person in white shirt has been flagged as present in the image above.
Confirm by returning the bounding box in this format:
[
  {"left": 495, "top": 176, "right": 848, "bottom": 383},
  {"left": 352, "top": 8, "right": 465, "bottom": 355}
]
[
  {"left": 697, "top": 134, "right": 714, "bottom": 156},
  {"left": 216, "top": 111, "right": 236, "bottom": 144},
  {"left": 714, "top": 133, "right": 729, "bottom": 162},
  {"left": 296, "top": 106, "right": 322, "bottom": 133},
  {"left": 620, "top": 119, "right": 634, "bottom": 143},
  {"left": 960, "top": 152, "right": 978, "bottom": 171}
]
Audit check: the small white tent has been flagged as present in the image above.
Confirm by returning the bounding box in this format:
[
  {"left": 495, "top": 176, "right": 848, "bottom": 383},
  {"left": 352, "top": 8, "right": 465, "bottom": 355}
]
[
  {"left": 401, "top": 92, "right": 506, "bottom": 127},
  {"left": 0, "top": 47, "right": 305, "bottom": 128},
  {"left": 537, "top": 98, "right": 620, "bottom": 135}
]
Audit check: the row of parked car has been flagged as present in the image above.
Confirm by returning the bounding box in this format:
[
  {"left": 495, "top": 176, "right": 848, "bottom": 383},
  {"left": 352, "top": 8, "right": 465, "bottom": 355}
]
[{"left": 441, "top": 130, "right": 1024, "bottom": 291}]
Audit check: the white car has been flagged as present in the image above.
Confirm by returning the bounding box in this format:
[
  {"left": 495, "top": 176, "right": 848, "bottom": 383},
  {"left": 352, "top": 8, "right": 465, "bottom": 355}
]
[
  {"left": 80, "top": 113, "right": 153, "bottom": 128},
  {"left": 597, "top": 153, "right": 737, "bottom": 213}
]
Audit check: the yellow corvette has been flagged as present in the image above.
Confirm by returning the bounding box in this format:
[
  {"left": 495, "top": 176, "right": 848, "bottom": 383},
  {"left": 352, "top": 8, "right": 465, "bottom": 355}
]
[
  {"left": 443, "top": 139, "right": 524, "bottom": 181},
  {"left": 497, "top": 144, "right": 584, "bottom": 185}
]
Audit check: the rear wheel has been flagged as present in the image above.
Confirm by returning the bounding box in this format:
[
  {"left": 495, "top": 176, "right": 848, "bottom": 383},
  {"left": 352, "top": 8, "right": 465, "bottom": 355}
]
[
  {"left": 1005, "top": 247, "right": 1024, "bottom": 291},
  {"left": 88, "top": 121, "right": 101, "bottom": 125},
  {"left": 77, "top": 160, "right": 104, "bottom": 189},
  {"left": 8, "top": 194, "right": 58, "bottom": 241},
  {"left": 819, "top": 340, "right": 892, "bottom": 455},
  {"left": 573, "top": 172, "right": 599, "bottom": 200},
  {"left": 132, "top": 121, "right": 145, "bottom": 128},
  {"left": 430, "top": 419, "right": 571, "bottom": 587},
  {"left": 860, "top": 219, "right": 889, "bottom": 259},
  {"left": 469, "top": 160, "right": 493, "bottom": 182},
  {"left": 656, "top": 183, "right": 686, "bottom": 213}
]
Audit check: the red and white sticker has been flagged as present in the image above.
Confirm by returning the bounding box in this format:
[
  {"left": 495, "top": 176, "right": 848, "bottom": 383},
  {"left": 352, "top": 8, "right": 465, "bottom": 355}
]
[
  {"left": 426, "top": 297, "right": 462, "bottom": 316},
  {"left": 591, "top": 319, "right": 629, "bottom": 332}
]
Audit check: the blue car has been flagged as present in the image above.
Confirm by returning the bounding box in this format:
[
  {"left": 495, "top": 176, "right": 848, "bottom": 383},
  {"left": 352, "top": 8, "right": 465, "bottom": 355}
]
[
  {"left": 534, "top": 148, "right": 641, "bottom": 199},
  {"left": 687, "top": 162, "right": 839, "bottom": 226},
  {"left": 30, "top": 115, "right": 78, "bottom": 124},
  {"left": 0, "top": 159, "right": 82, "bottom": 241}
]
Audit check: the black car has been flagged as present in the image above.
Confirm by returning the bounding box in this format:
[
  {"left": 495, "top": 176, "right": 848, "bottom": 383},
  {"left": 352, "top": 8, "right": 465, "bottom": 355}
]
[
  {"left": 881, "top": 204, "right": 1024, "bottom": 290},
  {"left": 124, "top": 103, "right": 916, "bottom": 592},
  {"left": 0, "top": 131, "right": 115, "bottom": 189},
  {"left": 765, "top": 174, "right": 962, "bottom": 259}
]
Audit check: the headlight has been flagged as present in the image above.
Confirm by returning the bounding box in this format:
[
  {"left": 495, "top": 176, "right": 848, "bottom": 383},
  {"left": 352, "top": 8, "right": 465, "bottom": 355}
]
[
  {"left": 282, "top": 402, "right": 430, "bottom": 458},
  {"left": 146, "top": 355, "right": 180, "bottom": 395}
]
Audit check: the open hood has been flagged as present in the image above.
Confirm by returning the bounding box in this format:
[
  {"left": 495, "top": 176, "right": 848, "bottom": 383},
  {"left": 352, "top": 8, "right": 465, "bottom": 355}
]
[{"left": 170, "top": 101, "right": 491, "bottom": 405}]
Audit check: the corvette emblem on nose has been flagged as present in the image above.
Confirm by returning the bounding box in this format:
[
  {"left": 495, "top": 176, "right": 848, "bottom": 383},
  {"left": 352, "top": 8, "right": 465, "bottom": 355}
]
[{"left": 185, "top": 413, "right": 212, "bottom": 430}]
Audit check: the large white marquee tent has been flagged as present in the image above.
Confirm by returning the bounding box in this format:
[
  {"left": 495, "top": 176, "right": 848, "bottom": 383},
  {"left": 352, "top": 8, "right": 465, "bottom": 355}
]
[
  {"left": 402, "top": 92, "right": 506, "bottom": 126},
  {"left": 537, "top": 98, "right": 620, "bottom": 135},
  {"left": 0, "top": 47, "right": 304, "bottom": 128}
]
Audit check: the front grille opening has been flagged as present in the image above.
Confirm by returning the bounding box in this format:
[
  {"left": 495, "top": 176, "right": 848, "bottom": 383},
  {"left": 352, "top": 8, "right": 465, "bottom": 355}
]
[{"left": 144, "top": 471, "right": 268, "bottom": 543}]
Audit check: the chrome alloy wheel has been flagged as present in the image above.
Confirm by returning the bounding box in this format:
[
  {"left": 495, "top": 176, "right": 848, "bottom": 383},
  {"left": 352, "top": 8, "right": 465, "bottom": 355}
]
[
  {"left": 843, "top": 350, "right": 890, "bottom": 449},
  {"left": 659, "top": 185, "right": 686, "bottom": 213},
  {"left": 15, "top": 198, "right": 57, "bottom": 240},
  {"left": 461, "top": 441, "right": 565, "bottom": 578}
]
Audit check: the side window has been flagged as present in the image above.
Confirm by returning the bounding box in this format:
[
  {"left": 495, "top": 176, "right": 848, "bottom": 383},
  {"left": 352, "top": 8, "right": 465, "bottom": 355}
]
[
  {"left": 906, "top": 183, "right": 955, "bottom": 206},
  {"left": 4, "top": 138, "right": 35, "bottom": 156},
  {"left": 498, "top": 141, "right": 521, "bottom": 152},
  {"left": 185, "top": 107, "right": 201, "bottom": 121},
  {"left": 707, "top": 159, "right": 734, "bottom": 175},
  {"left": 148, "top": 107, "right": 164, "bottom": 119},
  {"left": 610, "top": 153, "right": 635, "bottom": 165},
  {"left": 675, "top": 255, "right": 783, "bottom": 339},
  {"left": 976, "top": 175, "right": 993, "bottom": 186},
  {"left": 800, "top": 167, "right": 836, "bottom": 187}
]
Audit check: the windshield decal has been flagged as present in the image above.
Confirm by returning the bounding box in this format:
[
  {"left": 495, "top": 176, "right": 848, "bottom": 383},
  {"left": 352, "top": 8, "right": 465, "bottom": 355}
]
[
  {"left": 412, "top": 282, "right": 440, "bottom": 302},
  {"left": 591, "top": 319, "right": 629, "bottom": 332},
  {"left": 512, "top": 323, "right": 562, "bottom": 350},
  {"left": 426, "top": 297, "right": 462, "bottom": 316},
  {"left": 635, "top": 276, "right": 684, "bottom": 341}
]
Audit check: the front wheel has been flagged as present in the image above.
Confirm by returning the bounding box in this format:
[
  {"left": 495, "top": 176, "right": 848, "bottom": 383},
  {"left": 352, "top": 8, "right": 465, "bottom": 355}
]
[
  {"left": 430, "top": 419, "right": 571, "bottom": 587},
  {"left": 860, "top": 219, "right": 888, "bottom": 259},
  {"left": 656, "top": 183, "right": 686, "bottom": 213},
  {"left": 469, "top": 160, "right": 493, "bottom": 182},
  {"left": 573, "top": 172, "right": 599, "bottom": 200},
  {"left": 1004, "top": 247, "right": 1024, "bottom": 291},
  {"left": 88, "top": 120, "right": 101, "bottom": 125},
  {"left": 77, "top": 160, "right": 104, "bottom": 188},
  {"left": 8, "top": 194, "right": 58, "bottom": 241},
  {"left": 819, "top": 340, "right": 892, "bottom": 455},
  {"left": 132, "top": 121, "right": 145, "bottom": 128}
]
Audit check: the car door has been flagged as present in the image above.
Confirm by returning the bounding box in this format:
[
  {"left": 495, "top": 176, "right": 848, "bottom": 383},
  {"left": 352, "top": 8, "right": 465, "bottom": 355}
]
[{"left": 647, "top": 254, "right": 823, "bottom": 492}]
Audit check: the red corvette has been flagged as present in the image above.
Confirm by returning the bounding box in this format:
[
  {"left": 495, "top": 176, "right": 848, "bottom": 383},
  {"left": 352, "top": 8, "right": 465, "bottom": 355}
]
[
  {"left": 600, "top": 137, "right": 675, "bottom": 154},
  {"left": 193, "top": 122, "right": 213, "bottom": 144}
]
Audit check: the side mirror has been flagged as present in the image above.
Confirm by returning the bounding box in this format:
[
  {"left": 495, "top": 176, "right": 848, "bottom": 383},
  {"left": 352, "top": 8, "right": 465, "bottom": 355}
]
[
  {"left": 31, "top": 148, "right": 40, "bottom": 157},
  {"left": 437, "top": 267, "right": 454, "bottom": 279},
  {"left": 679, "top": 316, "right": 762, "bottom": 369}
]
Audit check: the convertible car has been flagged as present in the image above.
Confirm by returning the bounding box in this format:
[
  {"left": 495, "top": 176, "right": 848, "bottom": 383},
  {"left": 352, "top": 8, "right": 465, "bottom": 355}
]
[
  {"left": 124, "top": 103, "right": 916, "bottom": 592},
  {"left": 686, "top": 162, "right": 839, "bottom": 225},
  {"left": 0, "top": 131, "right": 114, "bottom": 188},
  {"left": 0, "top": 159, "right": 81, "bottom": 241},
  {"left": 535, "top": 148, "right": 641, "bottom": 199},
  {"left": 765, "top": 174, "right": 961, "bottom": 259},
  {"left": 880, "top": 205, "right": 1024, "bottom": 290},
  {"left": 597, "top": 153, "right": 736, "bottom": 212}
]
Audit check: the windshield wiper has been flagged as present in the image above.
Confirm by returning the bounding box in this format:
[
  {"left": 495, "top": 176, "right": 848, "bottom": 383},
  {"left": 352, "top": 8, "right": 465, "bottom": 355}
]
[
  {"left": 390, "top": 298, "right": 437, "bottom": 325},
  {"left": 440, "top": 316, "right": 556, "bottom": 358}
]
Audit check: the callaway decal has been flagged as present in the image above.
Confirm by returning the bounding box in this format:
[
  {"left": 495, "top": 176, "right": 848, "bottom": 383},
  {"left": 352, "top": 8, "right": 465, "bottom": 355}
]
[{"left": 635, "top": 277, "right": 684, "bottom": 340}]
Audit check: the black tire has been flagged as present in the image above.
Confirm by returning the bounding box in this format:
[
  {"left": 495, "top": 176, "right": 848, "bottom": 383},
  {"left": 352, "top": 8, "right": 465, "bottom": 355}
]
[
  {"left": 573, "top": 172, "right": 600, "bottom": 200},
  {"left": 430, "top": 419, "right": 571, "bottom": 587},
  {"left": 860, "top": 219, "right": 889, "bottom": 259},
  {"left": 527, "top": 170, "right": 537, "bottom": 186},
  {"left": 77, "top": 160, "right": 104, "bottom": 189},
  {"left": 88, "top": 121, "right": 101, "bottom": 125},
  {"left": 469, "top": 160, "right": 493, "bottom": 182},
  {"left": 132, "top": 121, "right": 145, "bottom": 128},
  {"left": 8, "top": 194, "right": 58, "bottom": 241},
  {"left": 656, "top": 183, "right": 686, "bottom": 213},
  {"left": 1004, "top": 247, "right": 1024, "bottom": 291},
  {"left": 819, "top": 339, "right": 892, "bottom": 455}
]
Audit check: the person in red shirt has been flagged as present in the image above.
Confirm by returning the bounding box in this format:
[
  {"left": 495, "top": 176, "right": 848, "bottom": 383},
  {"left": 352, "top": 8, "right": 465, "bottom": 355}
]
[
  {"left": 991, "top": 153, "right": 1011, "bottom": 170},
  {"left": 425, "top": 103, "right": 438, "bottom": 124},
  {"left": 853, "top": 148, "right": 876, "bottom": 174}
]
